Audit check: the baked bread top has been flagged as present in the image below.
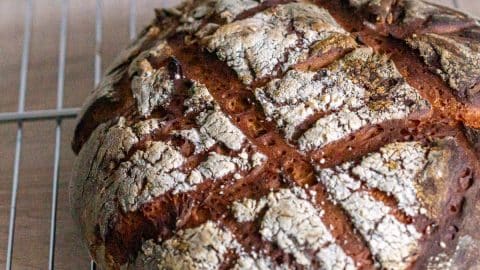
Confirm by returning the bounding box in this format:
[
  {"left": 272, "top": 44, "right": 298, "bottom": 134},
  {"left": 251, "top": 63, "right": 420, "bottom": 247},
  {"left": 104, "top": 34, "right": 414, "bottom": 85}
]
[{"left": 70, "top": 0, "right": 480, "bottom": 269}]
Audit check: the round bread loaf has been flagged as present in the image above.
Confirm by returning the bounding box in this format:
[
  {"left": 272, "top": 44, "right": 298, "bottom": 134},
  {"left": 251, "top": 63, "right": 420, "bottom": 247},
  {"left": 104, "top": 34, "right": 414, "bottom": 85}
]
[{"left": 70, "top": 0, "right": 480, "bottom": 269}]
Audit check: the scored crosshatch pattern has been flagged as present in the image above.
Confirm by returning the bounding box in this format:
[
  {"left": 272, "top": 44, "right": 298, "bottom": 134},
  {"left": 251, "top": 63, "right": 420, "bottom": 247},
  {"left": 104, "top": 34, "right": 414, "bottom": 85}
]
[
  {"left": 72, "top": 0, "right": 480, "bottom": 268},
  {"left": 0, "top": 0, "right": 477, "bottom": 269}
]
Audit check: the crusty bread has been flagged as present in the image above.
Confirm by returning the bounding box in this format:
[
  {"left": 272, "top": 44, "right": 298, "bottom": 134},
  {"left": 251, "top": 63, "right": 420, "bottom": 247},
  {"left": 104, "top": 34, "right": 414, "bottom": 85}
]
[{"left": 70, "top": 0, "right": 480, "bottom": 269}]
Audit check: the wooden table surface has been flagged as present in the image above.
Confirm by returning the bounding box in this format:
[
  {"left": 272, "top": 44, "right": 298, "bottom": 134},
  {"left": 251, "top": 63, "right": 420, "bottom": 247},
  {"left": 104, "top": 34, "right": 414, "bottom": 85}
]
[{"left": 0, "top": 0, "right": 478, "bottom": 269}]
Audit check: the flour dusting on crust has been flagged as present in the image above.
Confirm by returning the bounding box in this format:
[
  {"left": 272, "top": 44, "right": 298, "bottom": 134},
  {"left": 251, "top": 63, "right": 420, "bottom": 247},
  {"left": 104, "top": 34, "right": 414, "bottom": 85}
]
[
  {"left": 233, "top": 254, "right": 289, "bottom": 270},
  {"left": 128, "top": 41, "right": 176, "bottom": 116},
  {"left": 352, "top": 142, "right": 429, "bottom": 216},
  {"left": 177, "top": 0, "right": 263, "bottom": 35},
  {"left": 298, "top": 47, "right": 428, "bottom": 151},
  {"left": 135, "top": 221, "right": 241, "bottom": 269},
  {"left": 204, "top": 3, "right": 349, "bottom": 84},
  {"left": 180, "top": 81, "right": 247, "bottom": 152},
  {"left": 316, "top": 142, "right": 434, "bottom": 269},
  {"left": 259, "top": 188, "right": 356, "bottom": 268},
  {"left": 232, "top": 197, "right": 268, "bottom": 223},
  {"left": 255, "top": 68, "right": 365, "bottom": 139},
  {"left": 116, "top": 140, "right": 185, "bottom": 212}
]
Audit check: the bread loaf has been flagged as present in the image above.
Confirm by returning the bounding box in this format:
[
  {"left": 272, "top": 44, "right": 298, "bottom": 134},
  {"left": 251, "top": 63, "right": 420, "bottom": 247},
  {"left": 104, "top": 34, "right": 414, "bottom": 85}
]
[{"left": 70, "top": 0, "right": 480, "bottom": 269}]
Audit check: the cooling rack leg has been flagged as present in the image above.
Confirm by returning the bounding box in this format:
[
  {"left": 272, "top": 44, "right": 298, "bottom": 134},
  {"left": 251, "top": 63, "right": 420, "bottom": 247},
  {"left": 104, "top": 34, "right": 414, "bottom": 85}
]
[{"left": 5, "top": 1, "right": 32, "bottom": 269}]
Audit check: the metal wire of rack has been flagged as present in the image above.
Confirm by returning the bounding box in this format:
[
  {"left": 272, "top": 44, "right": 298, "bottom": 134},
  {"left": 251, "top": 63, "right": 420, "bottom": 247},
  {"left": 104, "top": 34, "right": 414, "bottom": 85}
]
[{"left": 0, "top": 0, "right": 138, "bottom": 269}]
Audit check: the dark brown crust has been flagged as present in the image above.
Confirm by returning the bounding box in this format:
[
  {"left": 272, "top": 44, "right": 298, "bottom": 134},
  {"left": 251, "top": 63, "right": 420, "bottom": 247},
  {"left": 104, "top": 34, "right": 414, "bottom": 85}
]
[
  {"left": 70, "top": 0, "right": 480, "bottom": 269},
  {"left": 72, "top": 12, "right": 181, "bottom": 154},
  {"left": 464, "top": 126, "right": 480, "bottom": 158},
  {"left": 349, "top": 0, "right": 480, "bottom": 110},
  {"left": 315, "top": 1, "right": 480, "bottom": 268},
  {"left": 412, "top": 133, "right": 480, "bottom": 270}
]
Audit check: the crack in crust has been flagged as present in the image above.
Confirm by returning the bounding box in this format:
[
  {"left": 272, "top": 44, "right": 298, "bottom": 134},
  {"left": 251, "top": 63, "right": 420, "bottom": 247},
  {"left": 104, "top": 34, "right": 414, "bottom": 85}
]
[
  {"left": 203, "top": 2, "right": 349, "bottom": 84},
  {"left": 135, "top": 187, "right": 359, "bottom": 269},
  {"left": 176, "top": 0, "right": 263, "bottom": 36},
  {"left": 350, "top": 0, "right": 480, "bottom": 106},
  {"left": 350, "top": 141, "right": 429, "bottom": 217},
  {"left": 128, "top": 41, "right": 177, "bottom": 116},
  {"left": 166, "top": 31, "right": 377, "bottom": 269},
  {"left": 297, "top": 47, "right": 428, "bottom": 151},
  {"left": 394, "top": 0, "right": 476, "bottom": 33},
  {"left": 133, "top": 221, "right": 241, "bottom": 269},
  {"left": 350, "top": 0, "right": 476, "bottom": 33},
  {"left": 71, "top": 78, "right": 268, "bottom": 267},
  {"left": 258, "top": 188, "right": 357, "bottom": 269},
  {"left": 72, "top": 23, "right": 177, "bottom": 153},
  {"left": 316, "top": 138, "right": 465, "bottom": 269},
  {"left": 407, "top": 32, "right": 480, "bottom": 103},
  {"left": 317, "top": 167, "right": 421, "bottom": 269},
  {"left": 255, "top": 68, "right": 365, "bottom": 140}
]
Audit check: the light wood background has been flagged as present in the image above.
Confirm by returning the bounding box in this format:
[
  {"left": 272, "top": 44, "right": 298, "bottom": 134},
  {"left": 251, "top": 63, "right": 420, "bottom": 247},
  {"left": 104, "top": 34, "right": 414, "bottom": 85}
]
[{"left": 0, "top": 0, "right": 478, "bottom": 269}]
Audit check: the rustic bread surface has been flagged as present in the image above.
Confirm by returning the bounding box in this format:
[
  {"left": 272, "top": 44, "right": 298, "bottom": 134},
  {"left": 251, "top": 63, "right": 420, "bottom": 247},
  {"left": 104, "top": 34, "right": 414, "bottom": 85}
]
[{"left": 70, "top": 0, "right": 480, "bottom": 269}]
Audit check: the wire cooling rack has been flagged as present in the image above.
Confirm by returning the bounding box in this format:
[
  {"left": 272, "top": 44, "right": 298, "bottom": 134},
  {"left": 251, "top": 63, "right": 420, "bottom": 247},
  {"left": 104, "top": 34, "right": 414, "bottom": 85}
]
[
  {"left": 0, "top": 0, "right": 468, "bottom": 269},
  {"left": 0, "top": 0, "right": 141, "bottom": 269}
]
